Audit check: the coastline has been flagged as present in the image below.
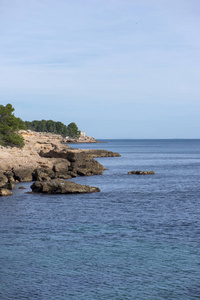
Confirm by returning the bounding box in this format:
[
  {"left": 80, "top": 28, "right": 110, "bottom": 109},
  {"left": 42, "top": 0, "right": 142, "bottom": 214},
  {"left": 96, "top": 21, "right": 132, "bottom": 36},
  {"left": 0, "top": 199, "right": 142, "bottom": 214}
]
[
  {"left": 66, "top": 135, "right": 101, "bottom": 143},
  {"left": 0, "top": 130, "right": 120, "bottom": 195}
]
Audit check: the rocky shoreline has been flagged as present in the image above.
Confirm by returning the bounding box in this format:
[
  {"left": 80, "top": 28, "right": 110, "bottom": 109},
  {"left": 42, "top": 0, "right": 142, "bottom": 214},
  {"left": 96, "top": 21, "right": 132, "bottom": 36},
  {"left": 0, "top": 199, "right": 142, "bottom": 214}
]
[
  {"left": 66, "top": 135, "right": 100, "bottom": 143},
  {"left": 0, "top": 130, "right": 120, "bottom": 195}
]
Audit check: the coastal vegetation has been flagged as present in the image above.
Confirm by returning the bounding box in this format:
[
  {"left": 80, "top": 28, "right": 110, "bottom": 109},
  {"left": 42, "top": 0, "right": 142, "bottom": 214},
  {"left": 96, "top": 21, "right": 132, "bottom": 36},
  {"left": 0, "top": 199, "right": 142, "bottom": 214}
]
[
  {"left": 0, "top": 103, "right": 80, "bottom": 148},
  {"left": 25, "top": 120, "right": 80, "bottom": 138},
  {"left": 0, "top": 104, "right": 26, "bottom": 148}
]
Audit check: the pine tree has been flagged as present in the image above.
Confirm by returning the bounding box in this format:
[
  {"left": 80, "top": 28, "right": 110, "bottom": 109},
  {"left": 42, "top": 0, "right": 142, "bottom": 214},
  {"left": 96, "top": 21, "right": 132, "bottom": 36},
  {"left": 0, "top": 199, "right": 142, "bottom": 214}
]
[{"left": 0, "top": 104, "right": 26, "bottom": 148}]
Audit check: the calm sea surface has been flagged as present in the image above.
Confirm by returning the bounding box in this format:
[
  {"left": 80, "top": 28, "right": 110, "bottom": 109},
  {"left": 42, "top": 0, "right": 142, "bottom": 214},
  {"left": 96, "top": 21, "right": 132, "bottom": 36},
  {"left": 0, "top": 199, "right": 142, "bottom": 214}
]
[{"left": 0, "top": 139, "right": 200, "bottom": 300}]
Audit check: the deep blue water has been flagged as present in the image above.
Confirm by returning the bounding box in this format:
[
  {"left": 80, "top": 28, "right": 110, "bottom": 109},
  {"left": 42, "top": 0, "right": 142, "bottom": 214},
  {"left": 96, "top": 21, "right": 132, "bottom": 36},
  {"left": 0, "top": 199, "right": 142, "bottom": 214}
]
[{"left": 0, "top": 139, "right": 200, "bottom": 300}]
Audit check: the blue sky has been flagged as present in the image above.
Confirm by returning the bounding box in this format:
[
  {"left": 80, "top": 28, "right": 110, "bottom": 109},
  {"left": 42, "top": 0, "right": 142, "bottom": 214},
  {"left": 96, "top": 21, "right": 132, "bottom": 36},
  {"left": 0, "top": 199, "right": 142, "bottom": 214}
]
[{"left": 0, "top": 0, "right": 199, "bottom": 138}]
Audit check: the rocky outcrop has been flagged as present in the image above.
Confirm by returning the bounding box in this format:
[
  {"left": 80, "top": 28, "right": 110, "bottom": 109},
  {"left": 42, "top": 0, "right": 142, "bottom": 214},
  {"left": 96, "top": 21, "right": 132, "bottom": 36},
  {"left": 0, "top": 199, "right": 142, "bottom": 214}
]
[
  {"left": 32, "top": 167, "right": 55, "bottom": 181},
  {"left": 0, "top": 130, "right": 119, "bottom": 194},
  {"left": 31, "top": 179, "right": 100, "bottom": 194},
  {"left": 0, "top": 130, "right": 70, "bottom": 183},
  {"left": 39, "top": 149, "right": 105, "bottom": 177},
  {"left": 13, "top": 167, "right": 34, "bottom": 182},
  {"left": 66, "top": 135, "right": 99, "bottom": 143},
  {"left": 0, "top": 188, "right": 13, "bottom": 196},
  {"left": 0, "top": 168, "right": 14, "bottom": 196},
  {"left": 0, "top": 130, "right": 104, "bottom": 180},
  {"left": 0, "top": 171, "right": 15, "bottom": 190},
  {"left": 128, "top": 170, "right": 155, "bottom": 175},
  {"left": 65, "top": 151, "right": 105, "bottom": 176},
  {"left": 52, "top": 160, "right": 71, "bottom": 179},
  {"left": 0, "top": 172, "right": 10, "bottom": 188}
]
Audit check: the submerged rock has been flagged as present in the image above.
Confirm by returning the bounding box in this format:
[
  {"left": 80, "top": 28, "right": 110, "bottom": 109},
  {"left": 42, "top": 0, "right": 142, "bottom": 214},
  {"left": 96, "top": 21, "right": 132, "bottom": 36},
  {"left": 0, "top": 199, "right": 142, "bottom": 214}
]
[
  {"left": 31, "top": 179, "right": 100, "bottom": 194},
  {"left": 128, "top": 170, "right": 155, "bottom": 175}
]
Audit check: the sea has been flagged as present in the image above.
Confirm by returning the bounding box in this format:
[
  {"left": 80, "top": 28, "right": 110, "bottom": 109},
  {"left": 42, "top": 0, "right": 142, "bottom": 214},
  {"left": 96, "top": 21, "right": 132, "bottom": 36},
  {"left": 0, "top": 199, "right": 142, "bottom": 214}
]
[{"left": 0, "top": 139, "right": 200, "bottom": 300}]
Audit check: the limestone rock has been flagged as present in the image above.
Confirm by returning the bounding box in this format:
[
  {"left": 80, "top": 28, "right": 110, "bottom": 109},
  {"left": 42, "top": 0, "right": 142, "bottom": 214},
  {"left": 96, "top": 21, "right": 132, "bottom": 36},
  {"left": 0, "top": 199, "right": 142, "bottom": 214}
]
[
  {"left": 32, "top": 167, "right": 55, "bottom": 181},
  {"left": 0, "top": 130, "right": 120, "bottom": 186},
  {"left": 0, "top": 172, "right": 9, "bottom": 188},
  {"left": 0, "top": 188, "right": 13, "bottom": 196},
  {"left": 0, "top": 172, "right": 15, "bottom": 189},
  {"left": 31, "top": 179, "right": 100, "bottom": 194},
  {"left": 52, "top": 159, "right": 71, "bottom": 179},
  {"left": 68, "top": 152, "right": 105, "bottom": 176},
  {"left": 13, "top": 167, "right": 34, "bottom": 182},
  {"left": 4, "top": 171, "right": 15, "bottom": 182},
  {"left": 40, "top": 149, "right": 105, "bottom": 177},
  {"left": 0, "top": 131, "right": 72, "bottom": 183}
]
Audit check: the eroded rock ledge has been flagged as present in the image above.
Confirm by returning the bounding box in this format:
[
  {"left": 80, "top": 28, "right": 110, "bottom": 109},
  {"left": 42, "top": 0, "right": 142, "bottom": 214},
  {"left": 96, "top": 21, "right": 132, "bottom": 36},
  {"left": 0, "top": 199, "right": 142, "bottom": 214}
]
[{"left": 0, "top": 130, "right": 120, "bottom": 195}]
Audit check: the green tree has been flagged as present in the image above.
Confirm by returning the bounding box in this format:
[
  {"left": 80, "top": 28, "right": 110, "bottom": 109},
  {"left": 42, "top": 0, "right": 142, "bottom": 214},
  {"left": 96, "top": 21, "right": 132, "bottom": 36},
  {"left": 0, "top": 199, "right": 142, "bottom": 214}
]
[
  {"left": 0, "top": 103, "right": 27, "bottom": 148},
  {"left": 25, "top": 119, "right": 70, "bottom": 137},
  {"left": 46, "top": 120, "right": 56, "bottom": 133},
  {"left": 67, "top": 122, "right": 80, "bottom": 138},
  {"left": 38, "top": 119, "right": 47, "bottom": 132},
  {"left": 56, "top": 121, "right": 68, "bottom": 136}
]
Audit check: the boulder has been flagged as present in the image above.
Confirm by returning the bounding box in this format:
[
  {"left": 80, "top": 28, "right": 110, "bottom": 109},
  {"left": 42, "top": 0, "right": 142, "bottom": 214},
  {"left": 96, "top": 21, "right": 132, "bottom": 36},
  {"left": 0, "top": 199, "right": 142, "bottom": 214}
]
[
  {"left": 0, "top": 188, "right": 13, "bottom": 196},
  {"left": 5, "top": 182, "right": 15, "bottom": 190},
  {"left": 0, "top": 172, "right": 9, "bottom": 188},
  {"left": 32, "top": 167, "right": 55, "bottom": 181},
  {"left": 0, "top": 171, "right": 15, "bottom": 189},
  {"left": 31, "top": 179, "right": 100, "bottom": 194},
  {"left": 4, "top": 170, "right": 15, "bottom": 183},
  {"left": 13, "top": 167, "right": 34, "bottom": 182},
  {"left": 53, "top": 159, "right": 71, "bottom": 179},
  {"left": 67, "top": 152, "right": 105, "bottom": 176},
  {"left": 128, "top": 170, "right": 155, "bottom": 175}
]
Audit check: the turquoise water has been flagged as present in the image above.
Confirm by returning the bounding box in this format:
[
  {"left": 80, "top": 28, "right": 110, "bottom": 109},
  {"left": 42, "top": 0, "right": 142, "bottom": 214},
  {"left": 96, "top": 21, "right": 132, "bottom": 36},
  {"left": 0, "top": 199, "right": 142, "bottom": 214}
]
[{"left": 0, "top": 139, "right": 200, "bottom": 299}]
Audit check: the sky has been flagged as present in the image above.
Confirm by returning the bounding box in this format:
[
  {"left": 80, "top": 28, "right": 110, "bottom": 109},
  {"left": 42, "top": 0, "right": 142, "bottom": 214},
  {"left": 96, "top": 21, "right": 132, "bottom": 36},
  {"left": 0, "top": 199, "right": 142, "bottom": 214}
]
[{"left": 0, "top": 0, "right": 200, "bottom": 138}]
